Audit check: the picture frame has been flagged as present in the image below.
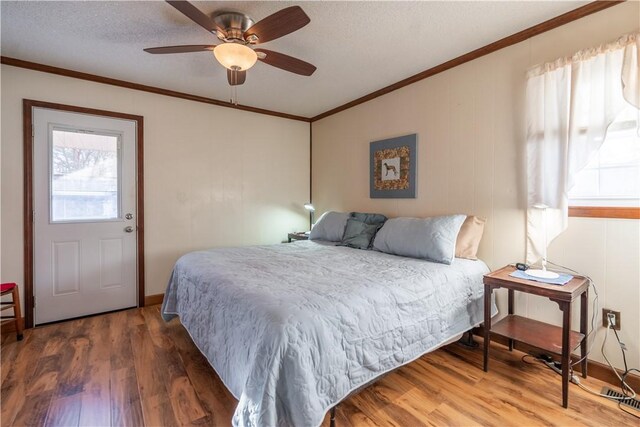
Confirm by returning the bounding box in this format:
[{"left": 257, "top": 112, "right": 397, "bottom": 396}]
[{"left": 369, "top": 134, "right": 417, "bottom": 198}]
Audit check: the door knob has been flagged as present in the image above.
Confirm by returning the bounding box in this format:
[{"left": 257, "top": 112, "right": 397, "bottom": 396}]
[
  {"left": 125, "top": 213, "right": 133, "bottom": 220},
  {"left": 124, "top": 226, "right": 135, "bottom": 233}
]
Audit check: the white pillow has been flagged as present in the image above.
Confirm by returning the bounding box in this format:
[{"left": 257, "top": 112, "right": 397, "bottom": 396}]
[
  {"left": 373, "top": 215, "right": 466, "bottom": 264},
  {"left": 309, "top": 211, "right": 349, "bottom": 242}
]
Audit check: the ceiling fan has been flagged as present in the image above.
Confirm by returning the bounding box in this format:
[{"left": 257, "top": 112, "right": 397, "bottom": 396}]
[{"left": 144, "top": 1, "right": 317, "bottom": 87}]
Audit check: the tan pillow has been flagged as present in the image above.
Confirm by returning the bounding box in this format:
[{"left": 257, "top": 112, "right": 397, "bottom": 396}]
[{"left": 455, "top": 216, "right": 486, "bottom": 260}]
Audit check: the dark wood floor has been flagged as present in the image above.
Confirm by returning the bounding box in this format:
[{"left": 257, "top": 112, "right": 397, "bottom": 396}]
[{"left": 1, "top": 305, "right": 636, "bottom": 426}]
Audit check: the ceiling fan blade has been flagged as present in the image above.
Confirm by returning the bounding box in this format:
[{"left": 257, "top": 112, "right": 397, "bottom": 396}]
[
  {"left": 144, "top": 45, "right": 216, "bottom": 54},
  {"left": 255, "top": 49, "right": 316, "bottom": 76},
  {"left": 227, "top": 69, "right": 246, "bottom": 86},
  {"left": 244, "top": 6, "right": 310, "bottom": 44},
  {"left": 166, "top": 1, "right": 223, "bottom": 35}
]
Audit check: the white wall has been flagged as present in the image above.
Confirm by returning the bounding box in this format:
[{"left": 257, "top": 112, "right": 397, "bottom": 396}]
[
  {"left": 1, "top": 65, "right": 310, "bottom": 301},
  {"left": 312, "top": 2, "right": 639, "bottom": 370}
]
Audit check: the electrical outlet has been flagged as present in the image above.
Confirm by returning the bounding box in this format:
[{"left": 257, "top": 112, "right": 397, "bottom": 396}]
[{"left": 602, "top": 308, "right": 621, "bottom": 330}]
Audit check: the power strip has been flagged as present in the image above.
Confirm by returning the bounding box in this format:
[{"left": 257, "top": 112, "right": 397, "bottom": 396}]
[
  {"left": 543, "top": 359, "right": 562, "bottom": 376},
  {"left": 541, "top": 358, "right": 582, "bottom": 384}
]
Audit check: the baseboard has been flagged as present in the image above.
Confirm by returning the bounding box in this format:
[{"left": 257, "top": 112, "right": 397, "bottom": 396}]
[
  {"left": 144, "top": 293, "right": 164, "bottom": 306},
  {"left": 473, "top": 327, "right": 640, "bottom": 392}
]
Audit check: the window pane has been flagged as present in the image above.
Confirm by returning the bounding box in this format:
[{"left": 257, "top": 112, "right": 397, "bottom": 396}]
[
  {"left": 51, "top": 129, "right": 120, "bottom": 222},
  {"left": 598, "top": 135, "right": 640, "bottom": 166},
  {"left": 569, "top": 103, "right": 640, "bottom": 206},
  {"left": 599, "top": 166, "right": 640, "bottom": 197},
  {"left": 570, "top": 168, "right": 599, "bottom": 197}
]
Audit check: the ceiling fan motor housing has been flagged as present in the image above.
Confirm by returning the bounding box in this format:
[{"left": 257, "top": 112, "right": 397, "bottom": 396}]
[{"left": 212, "top": 11, "right": 257, "bottom": 44}]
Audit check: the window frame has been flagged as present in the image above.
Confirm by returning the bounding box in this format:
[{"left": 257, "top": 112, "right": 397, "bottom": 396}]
[{"left": 568, "top": 206, "right": 640, "bottom": 219}]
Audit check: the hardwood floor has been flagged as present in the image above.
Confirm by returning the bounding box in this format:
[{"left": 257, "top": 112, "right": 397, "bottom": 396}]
[{"left": 1, "top": 306, "right": 636, "bottom": 426}]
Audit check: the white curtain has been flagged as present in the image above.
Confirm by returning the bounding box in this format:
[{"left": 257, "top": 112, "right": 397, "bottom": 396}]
[{"left": 526, "top": 32, "right": 640, "bottom": 264}]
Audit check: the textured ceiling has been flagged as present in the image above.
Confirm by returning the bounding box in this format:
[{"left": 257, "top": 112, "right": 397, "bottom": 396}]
[{"left": 1, "top": 1, "right": 590, "bottom": 117}]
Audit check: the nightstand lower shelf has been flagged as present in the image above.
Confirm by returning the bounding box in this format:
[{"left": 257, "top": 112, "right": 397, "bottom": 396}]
[{"left": 491, "top": 315, "right": 585, "bottom": 355}]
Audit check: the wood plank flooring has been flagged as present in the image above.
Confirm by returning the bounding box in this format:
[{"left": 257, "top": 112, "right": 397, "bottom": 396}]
[{"left": 1, "top": 306, "right": 636, "bottom": 426}]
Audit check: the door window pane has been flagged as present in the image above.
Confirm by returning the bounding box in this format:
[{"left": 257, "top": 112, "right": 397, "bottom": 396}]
[{"left": 51, "top": 129, "right": 120, "bottom": 222}]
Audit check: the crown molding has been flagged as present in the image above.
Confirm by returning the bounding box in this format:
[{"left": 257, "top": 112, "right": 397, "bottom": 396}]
[{"left": 1, "top": 56, "right": 311, "bottom": 123}]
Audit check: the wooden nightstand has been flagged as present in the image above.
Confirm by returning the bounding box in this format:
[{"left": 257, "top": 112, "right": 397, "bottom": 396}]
[
  {"left": 483, "top": 265, "right": 589, "bottom": 408},
  {"left": 287, "top": 232, "right": 309, "bottom": 242}
]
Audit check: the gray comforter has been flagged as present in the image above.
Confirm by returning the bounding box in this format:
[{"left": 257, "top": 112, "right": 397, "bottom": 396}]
[{"left": 162, "top": 240, "right": 496, "bottom": 427}]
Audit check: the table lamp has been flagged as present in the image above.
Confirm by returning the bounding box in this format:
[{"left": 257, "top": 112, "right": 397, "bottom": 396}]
[
  {"left": 527, "top": 203, "right": 559, "bottom": 279},
  {"left": 304, "top": 203, "right": 315, "bottom": 229}
]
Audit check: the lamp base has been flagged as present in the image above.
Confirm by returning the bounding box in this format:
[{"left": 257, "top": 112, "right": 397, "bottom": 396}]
[{"left": 526, "top": 269, "right": 560, "bottom": 279}]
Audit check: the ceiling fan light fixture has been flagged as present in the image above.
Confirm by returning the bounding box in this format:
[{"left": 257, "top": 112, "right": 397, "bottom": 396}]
[{"left": 213, "top": 43, "right": 258, "bottom": 71}]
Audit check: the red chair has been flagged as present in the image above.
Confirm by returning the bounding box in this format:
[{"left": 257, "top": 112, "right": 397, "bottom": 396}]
[{"left": 1, "top": 283, "right": 24, "bottom": 341}]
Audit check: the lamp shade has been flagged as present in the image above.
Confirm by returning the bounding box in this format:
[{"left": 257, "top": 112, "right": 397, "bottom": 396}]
[
  {"left": 213, "top": 43, "right": 258, "bottom": 71},
  {"left": 527, "top": 203, "right": 559, "bottom": 279}
]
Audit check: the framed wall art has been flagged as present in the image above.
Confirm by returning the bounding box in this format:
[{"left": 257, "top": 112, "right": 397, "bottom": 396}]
[{"left": 369, "top": 133, "right": 417, "bottom": 198}]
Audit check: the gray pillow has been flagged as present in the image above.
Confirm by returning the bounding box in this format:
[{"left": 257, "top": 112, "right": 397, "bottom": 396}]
[
  {"left": 309, "top": 211, "right": 350, "bottom": 242},
  {"left": 339, "top": 218, "right": 381, "bottom": 249},
  {"left": 351, "top": 212, "right": 387, "bottom": 225},
  {"left": 373, "top": 215, "right": 467, "bottom": 264}
]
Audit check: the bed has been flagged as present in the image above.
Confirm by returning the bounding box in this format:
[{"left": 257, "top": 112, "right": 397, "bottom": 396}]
[{"left": 162, "top": 239, "right": 497, "bottom": 427}]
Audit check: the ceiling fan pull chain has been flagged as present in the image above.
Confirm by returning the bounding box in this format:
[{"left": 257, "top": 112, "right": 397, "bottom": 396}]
[{"left": 229, "top": 81, "right": 238, "bottom": 106}]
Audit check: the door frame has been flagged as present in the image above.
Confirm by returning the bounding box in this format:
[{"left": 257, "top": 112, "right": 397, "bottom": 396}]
[{"left": 23, "top": 99, "right": 145, "bottom": 328}]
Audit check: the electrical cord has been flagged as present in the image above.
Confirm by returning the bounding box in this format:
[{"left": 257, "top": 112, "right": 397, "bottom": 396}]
[
  {"left": 621, "top": 368, "right": 639, "bottom": 395},
  {"left": 600, "top": 311, "right": 637, "bottom": 398},
  {"left": 607, "top": 325, "right": 640, "bottom": 419},
  {"left": 521, "top": 354, "right": 541, "bottom": 365},
  {"left": 543, "top": 260, "right": 600, "bottom": 368},
  {"left": 619, "top": 368, "right": 640, "bottom": 419},
  {"left": 568, "top": 320, "right": 636, "bottom": 402},
  {"left": 612, "top": 327, "right": 628, "bottom": 373},
  {"left": 619, "top": 401, "right": 640, "bottom": 419}
]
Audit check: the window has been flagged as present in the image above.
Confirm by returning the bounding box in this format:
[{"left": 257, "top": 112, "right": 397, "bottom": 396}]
[
  {"left": 50, "top": 128, "right": 121, "bottom": 222},
  {"left": 568, "top": 104, "right": 640, "bottom": 216}
]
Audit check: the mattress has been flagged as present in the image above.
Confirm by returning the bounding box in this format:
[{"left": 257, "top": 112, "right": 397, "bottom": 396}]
[{"left": 162, "top": 240, "right": 496, "bottom": 427}]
